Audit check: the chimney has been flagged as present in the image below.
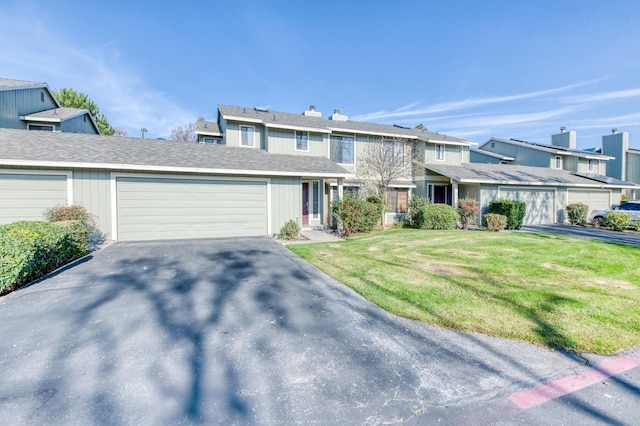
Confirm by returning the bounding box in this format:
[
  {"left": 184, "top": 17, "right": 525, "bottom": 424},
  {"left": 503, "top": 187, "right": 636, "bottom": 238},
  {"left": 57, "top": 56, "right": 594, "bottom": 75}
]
[
  {"left": 551, "top": 128, "right": 576, "bottom": 149},
  {"left": 612, "top": 128, "right": 618, "bottom": 134},
  {"left": 329, "top": 108, "right": 348, "bottom": 121},
  {"left": 303, "top": 105, "right": 321, "bottom": 117},
  {"left": 602, "top": 129, "right": 629, "bottom": 180}
]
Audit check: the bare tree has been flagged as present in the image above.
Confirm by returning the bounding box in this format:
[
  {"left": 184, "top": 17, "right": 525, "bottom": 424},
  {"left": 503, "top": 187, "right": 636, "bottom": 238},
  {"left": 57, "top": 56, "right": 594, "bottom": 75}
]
[
  {"left": 357, "top": 138, "right": 414, "bottom": 229},
  {"left": 170, "top": 117, "right": 205, "bottom": 142}
]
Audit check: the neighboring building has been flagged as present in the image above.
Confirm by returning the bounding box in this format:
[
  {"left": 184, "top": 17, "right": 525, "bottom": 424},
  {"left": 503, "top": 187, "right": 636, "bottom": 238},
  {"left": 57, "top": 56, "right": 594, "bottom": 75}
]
[
  {"left": 215, "top": 105, "right": 475, "bottom": 225},
  {"left": 195, "top": 120, "right": 223, "bottom": 144},
  {"left": 600, "top": 129, "right": 640, "bottom": 199},
  {"left": 472, "top": 128, "right": 612, "bottom": 175},
  {"left": 0, "top": 128, "right": 348, "bottom": 241},
  {"left": 0, "top": 78, "right": 99, "bottom": 134}
]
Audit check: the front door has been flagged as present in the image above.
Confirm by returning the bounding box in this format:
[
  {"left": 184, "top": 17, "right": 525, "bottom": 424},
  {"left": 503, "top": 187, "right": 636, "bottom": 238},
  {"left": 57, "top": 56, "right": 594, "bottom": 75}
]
[{"left": 302, "top": 182, "right": 309, "bottom": 225}]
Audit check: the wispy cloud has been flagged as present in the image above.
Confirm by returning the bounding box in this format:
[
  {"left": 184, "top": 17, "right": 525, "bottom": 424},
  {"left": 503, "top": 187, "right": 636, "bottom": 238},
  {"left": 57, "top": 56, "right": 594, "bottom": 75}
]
[
  {"left": 560, "top": 88, "right": 640, "bottom": 104},
  {"left": 351, "top": 79, "right": 602, "bottom": 122},
  {"left": 0, "top": 8, "right": 193, "bottom": 138}
]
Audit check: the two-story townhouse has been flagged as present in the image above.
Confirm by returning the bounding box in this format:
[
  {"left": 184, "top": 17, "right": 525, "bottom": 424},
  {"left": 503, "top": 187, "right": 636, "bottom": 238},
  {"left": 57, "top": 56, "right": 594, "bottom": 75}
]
[
  {"left": 472, "top": 128, "right": 612, "bottom": 175},
  {"left": 0, "top": 78, "right": 99, "bottom": 134},
  {"left": 600, "top": 129, "right": 640, "bottom": 199},
  {"left": 215, "top": 105, "right": 475, "bottom": 226}
]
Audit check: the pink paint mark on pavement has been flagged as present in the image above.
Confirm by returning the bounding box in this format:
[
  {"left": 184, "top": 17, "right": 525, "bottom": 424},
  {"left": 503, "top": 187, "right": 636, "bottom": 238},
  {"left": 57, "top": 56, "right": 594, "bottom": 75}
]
[{"left": 508, "top": 356, "right": 639, "bottom": 410}]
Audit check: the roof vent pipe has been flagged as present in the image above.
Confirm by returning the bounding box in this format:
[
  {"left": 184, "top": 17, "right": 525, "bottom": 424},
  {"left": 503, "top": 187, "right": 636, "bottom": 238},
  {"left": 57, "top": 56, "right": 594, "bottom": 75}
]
[{"left": 612, "top": 128, "right": 618, "bottom": 134}]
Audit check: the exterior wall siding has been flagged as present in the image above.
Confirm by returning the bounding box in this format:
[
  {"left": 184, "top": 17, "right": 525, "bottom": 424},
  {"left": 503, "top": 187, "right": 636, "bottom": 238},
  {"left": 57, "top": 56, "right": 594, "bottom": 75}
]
[
  {"left": 224, "top": 121, "right": 265, "bottom": 149},
  {"left": 423, "top": 142, "right": 466, "bottom": 165},
  {"left": 265, "top": 128, "right": 327, "bottom": 156},
  {"left": 481, "top": 140, "right": 552, "bottom": 168},
  {"left": 60, "top": 115, "right": 98, "bottom": 134},
  {"left": 72, "top": 169, "right": 112, "bottom": 239},
  {"left": 626, "top": 151, "right": 640, "bottom": 184},
  {"left": 271, "top": 177, "right": 302, "bottom": 234},
  {"left": 602, "top": 133, "right": 628, "bottom": 180},
  {"left": 470, "top": 150, "right": 502, "bottom": 164},
  {"left": 0, "top": 87, "right": 57, "bottom": 129}
]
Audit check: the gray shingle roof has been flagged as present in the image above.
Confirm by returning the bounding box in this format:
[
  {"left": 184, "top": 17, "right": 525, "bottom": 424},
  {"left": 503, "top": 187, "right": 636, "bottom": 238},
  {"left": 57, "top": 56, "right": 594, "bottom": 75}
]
[
  {"left": 424, "top": 162, "right": 637, "bottom": 188},
  {"left": 0, "top": 77, "right": 47, "bottom": 90},
  {"left": 0, "top": 129, "right": 350, "bottom": 177},
  {"left": 218, "top": 105, "right": 473, "bottom": 145},
  {"left": 195, "top": 120, "right": 221, "bottom": 136},
  {"left": 22, "top": 108, "right": 90, "bottom": 122}
]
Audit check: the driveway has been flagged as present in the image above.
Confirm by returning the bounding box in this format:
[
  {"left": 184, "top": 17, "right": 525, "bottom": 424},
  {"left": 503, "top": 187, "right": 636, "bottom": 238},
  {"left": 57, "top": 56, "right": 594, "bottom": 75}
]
[
  {"left": 0, "top": 238, "right": 608, "bottom": 424},
  {"left": 522, "top": 224, "right": 640, "bottom": 246}
]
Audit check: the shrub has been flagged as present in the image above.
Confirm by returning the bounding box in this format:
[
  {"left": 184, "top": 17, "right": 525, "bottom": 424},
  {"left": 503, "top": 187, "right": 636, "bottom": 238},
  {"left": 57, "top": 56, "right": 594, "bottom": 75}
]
[
  {"left": 0, "top": 221, "right": 85, "bottom": 294},
  {"left": 417, "top": 204, "right": 459, "bottom": 230},
  {"left": 457, "top": 198, "right": 480, "bottom": 230},
  {"left": 603, "top": 211, "right": 632, "bottom": 231},
  {"left": 484, "top": 213, "right": 508, "bottom": 231},
  {"left": 565, "top": 202, "right": 589, "bottom": 225},
  {"left": 44, "top": 204, "right": 96, "bottom": 249},
  {"left": 332, "top": 194, "right": 381, "bottom": 236},
  {"left": 635, "top": 220, "right": 640, "bottom": 232},
  {"left": 489, "top": 199, "right": 526, "bottom": 230},
  {"left": 278, "top": 219, "right": 300, "bottom": 240},
  {"left": 407, "top": 195, "right": 430, "bottom": 227}
]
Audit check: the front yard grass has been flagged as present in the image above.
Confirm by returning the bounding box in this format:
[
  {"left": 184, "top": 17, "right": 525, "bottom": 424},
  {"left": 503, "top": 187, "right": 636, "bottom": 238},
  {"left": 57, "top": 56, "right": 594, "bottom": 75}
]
[{"left": 289, "top": 229, "right": 640, "bottom": 355}]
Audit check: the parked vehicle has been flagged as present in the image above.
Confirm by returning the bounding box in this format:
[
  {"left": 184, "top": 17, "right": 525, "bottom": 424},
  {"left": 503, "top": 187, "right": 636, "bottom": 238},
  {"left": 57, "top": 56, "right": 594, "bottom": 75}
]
[{"left": 589, "top": 201, "right": 640, "bottom": 227}]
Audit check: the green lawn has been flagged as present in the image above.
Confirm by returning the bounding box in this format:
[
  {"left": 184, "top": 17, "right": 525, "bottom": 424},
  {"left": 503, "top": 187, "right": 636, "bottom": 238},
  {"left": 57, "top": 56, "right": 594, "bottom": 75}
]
[{"left": 289, "top": 228, "right": 640, "bottom": 355}]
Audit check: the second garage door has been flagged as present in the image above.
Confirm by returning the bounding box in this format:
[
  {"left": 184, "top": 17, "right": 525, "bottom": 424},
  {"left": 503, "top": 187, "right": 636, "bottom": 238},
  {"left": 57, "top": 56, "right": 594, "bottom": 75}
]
[
  {"left": 0, "top": 172, "right": 69, "bottom": 225},
  {"left": 568, "top": 189, "right": 611, "bottom": 212},
  {"left": 116, "top": 177, "right": 268, "bottom": 241},
  {"left": 500, "top": 188, "right": 555, "bottom": 225}
]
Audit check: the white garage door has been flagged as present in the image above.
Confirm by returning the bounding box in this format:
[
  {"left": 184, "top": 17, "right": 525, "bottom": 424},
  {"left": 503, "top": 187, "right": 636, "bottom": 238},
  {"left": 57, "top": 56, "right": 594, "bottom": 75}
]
[
  {"left": 0, "top": 172, "right": 69, "bottom": 225},
  {"left": 568, "top": 190, "right": 611, "bottom": 212},
  {"left": 500, "top": 188, "right": 555, "bottom": 225},
  {"left": 116, "top": 177, "right": 268, "bottom": 241}
]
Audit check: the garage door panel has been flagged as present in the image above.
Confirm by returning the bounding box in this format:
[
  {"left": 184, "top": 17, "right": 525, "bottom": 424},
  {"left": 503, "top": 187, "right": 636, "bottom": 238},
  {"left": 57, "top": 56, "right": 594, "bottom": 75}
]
[
  {"left": 116, "top": 177, "right": 268, "bottom": 241},
  {"left": 500, "top": 188, "right": 555, "bottom": 225},
  {"left": 0, "top": 174, "right": 68, "bottom": 224},
  {"left": 568, "top": 190, "right": 610, "bottom": 212}
]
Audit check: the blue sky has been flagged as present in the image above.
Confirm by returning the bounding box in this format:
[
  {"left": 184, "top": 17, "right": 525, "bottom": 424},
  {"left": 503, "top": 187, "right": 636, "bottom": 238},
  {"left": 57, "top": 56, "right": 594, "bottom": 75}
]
[{"left": 2, "top": 0, "right": 640, "bottom": 148}]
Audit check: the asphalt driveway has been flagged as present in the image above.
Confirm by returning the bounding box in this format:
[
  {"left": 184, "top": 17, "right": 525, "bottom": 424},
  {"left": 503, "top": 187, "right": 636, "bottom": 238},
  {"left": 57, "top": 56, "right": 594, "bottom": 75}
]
[{"left": 0, "top": 238, "right": 599, "bottom": 424}]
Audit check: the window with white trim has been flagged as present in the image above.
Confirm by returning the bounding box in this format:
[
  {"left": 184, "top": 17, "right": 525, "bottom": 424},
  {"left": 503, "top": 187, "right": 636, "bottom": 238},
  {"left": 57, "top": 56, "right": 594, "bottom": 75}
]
[
  {"left": 240, "top": 125, "right": 255, "bottom": 147},
  {"left": 555, "top": 156, "right": 562, "bottom": 169},
  {"left": 435, "top": 144, "right": 445, "bottom": 161},
  {"left": 296, "top": 131, "right": 309, "bottom": 151},
  {"left": 330, "top": 135, "right": 354, "bottom": 164},
  {"left": 202, "top": 137, "right": 223, "bottom": 144},
  {"left": 28, "top": 124, "right": 54, "bottom": 131},
  {"left": 588, "top": 159, "right": 597, "bottom": 171},
  {"left": 384, "top": 140, "right": 405, "bottom": 167}
]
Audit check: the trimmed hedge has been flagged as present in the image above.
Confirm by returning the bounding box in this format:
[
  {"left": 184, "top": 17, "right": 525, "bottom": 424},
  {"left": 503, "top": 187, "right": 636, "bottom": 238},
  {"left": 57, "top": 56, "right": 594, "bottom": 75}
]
[
  {"left": 44, "top": 204, "right": 96, "bottom": 249},
  {"left": 566, "top": 202, "right": 589, "bottom": 225},
  {"left": 331, "top": 194, "right": 381, "bottom": 236},
  {"left": 489, "top": 199, "right": 526, "bottom": 230},
  {"left": 417, "top": 204, "right": 459, "bottom": 230},
  {"left": 0, "top": 221, "right": 86, "bottom": 295},
  {"left": 484, "top": 213, "right": 507, "bottom": 231},
  {"left": 278, "top": 219, "right": 300, "bottom": 240},
  {"left": 407, "top": 196, "right": 430, "bottom": 227},
  {"left": 603, "top": 211, "right": 632, "bottom": 231}
]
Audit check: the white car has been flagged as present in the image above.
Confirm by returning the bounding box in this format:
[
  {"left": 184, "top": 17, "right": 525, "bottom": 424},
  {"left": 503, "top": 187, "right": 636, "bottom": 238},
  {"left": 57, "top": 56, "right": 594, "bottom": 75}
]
[{"left": 589, "top": 201, "right": 640, "bottom": 227}]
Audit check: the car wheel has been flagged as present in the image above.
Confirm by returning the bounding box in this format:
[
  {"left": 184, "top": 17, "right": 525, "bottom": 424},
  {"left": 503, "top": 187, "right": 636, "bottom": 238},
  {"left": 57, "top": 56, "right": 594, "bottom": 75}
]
[{"left": 592, "top": 216, "right": 604, "bottom": 228}]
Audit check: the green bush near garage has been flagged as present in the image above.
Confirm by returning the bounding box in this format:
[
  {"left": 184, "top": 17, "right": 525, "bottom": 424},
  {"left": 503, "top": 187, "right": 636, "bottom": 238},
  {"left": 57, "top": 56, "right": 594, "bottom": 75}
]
[
  {"left": 417, "top": 204, "right": 459, "bottom": 230},
  {"left": 0, "top": 221, "right": 86, "bottom": 295},
  {"left": 603, "top": 211, "right": 632, "bottom": 231},
  {"left": 489, "top": 199, "right": 526, "bottom": 230},
  {"left": 566, "top": 202, "right": 589, "bottom": 225}
]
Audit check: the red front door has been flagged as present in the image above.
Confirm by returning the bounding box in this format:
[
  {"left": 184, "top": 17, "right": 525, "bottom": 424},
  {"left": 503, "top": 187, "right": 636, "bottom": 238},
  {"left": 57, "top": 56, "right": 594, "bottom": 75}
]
[{"left": 302, "top": 183, "right": 309, "bottom": 225}]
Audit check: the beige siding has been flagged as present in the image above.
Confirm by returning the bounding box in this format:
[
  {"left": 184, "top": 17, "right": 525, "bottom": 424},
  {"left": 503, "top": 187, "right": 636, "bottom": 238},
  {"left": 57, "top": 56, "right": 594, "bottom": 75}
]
[
  {"left": 73, "top": 169, "right": 112, "bottom": 239},
  {"left": 116, "top": 176, "right": 268, "bottom": 241},
  {"left": 265, "top": 128, "right": 327, "bottom": 156},
  {"left": 271, "top": 177, "right": 301, "bottom": 234},
  {"left": 423, "top": 142, "right": 466, "bottom": 165},
  {"left": 224, "top": 122, "right": 265, "bottom": 149},
  {"left": 0, "top": 171, "right": 69, "bottom": 224}
]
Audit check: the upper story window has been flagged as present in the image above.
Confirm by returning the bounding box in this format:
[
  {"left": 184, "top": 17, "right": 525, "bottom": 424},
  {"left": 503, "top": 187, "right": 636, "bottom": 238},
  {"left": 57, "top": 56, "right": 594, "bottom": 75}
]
[
  {"left": 296, "top": 131, "right": 309, "bottom": 151},
  {"left": 28, "top": 124, "right": 54, "bottom": 131},
  {"left": 555, "top": 156, "right": 562, "bottom": 169},
  {"left": 435, "top": 144, "right": 445, "bottom": 161},
  {"left": 384, "top": 140, "right": 405, "bottom": 167},
  {"left": 588, "top": 159, "right": 597, "bottom": 171},
  {"left": 330, "top": 135, "right": 354, "bottom": 164},
  {"left": 202, "top": 137, "right": 223, "bottom": 144},
  {"left": 240, "top": 125, "right": 255, "bottom": 147}
]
